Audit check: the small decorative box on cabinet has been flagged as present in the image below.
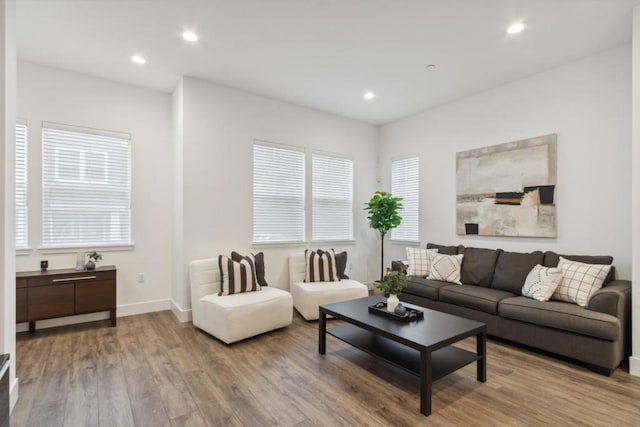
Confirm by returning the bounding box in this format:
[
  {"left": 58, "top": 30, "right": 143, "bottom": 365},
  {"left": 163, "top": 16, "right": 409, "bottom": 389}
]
[{"left": 16, "top": 266, "right": 117, "bottom": 333}]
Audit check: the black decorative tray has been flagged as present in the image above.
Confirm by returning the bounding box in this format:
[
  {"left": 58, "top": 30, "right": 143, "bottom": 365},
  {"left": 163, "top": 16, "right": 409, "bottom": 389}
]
[{"left": 368, "top": 302, "right": 424, "bottom": 322}]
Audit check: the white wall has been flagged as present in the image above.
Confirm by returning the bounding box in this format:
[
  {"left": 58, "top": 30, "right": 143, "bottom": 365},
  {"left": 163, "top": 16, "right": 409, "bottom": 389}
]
[
  {"left": 380, "top": 45, "right": 632, "bottom": 280},
  {"left": 630, "top": 6, "right": 640, "bottom": 377},
  {"left": 173, "top": 77, "right": 379, "bottom": 310},
  {"left": 15, "top": 62, "right": 174, "bottom": 319},
  {"left": 0, "top": 0, "right": 17, "bottom": 410}
]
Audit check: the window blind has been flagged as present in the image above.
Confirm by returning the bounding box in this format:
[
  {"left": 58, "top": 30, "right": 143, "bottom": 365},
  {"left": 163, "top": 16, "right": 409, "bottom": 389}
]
[
  {"left": 15, "top": 121, "right": 27, "bottom": 249},
  {"left": 312, "top": 152, "right": 353, "bottom": 241},
  {"left": 253, "top": 142, "right": 305, "bottom": 243},
  {"left": 42, "top": 123, "right": 131, "bottom": 247},
  {"left": 391, "top": 156, "right": 419, "bottom": 241}
]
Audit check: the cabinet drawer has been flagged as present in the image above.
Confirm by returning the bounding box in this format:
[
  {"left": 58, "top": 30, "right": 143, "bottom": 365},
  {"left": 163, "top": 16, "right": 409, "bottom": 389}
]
[
  {"left": 75, "top": 280, "right": 116, "bottom": 314},
  {"left": 16, "top": 279, "right": 27, "bottom": 289},
  {"left": 27, "top": 284, "right": 75, "bottom": 320},
  {"left": 16, "top": 288, "right": 27, "bottom": 323},
  {"left": 27, "top": 270, "right": 115, "bottom": 287}
]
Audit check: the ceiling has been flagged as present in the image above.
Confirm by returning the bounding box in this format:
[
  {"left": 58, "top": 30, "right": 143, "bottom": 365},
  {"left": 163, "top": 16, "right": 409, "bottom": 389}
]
[{"left": 16, "top": 0, "right": 639, "bottom": 125}]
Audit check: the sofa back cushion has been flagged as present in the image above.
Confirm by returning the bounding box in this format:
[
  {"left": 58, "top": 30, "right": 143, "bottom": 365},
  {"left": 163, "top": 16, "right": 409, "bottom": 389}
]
[
  {"left": 543, "top": 251, "right": 615, "bottom": 283},
  {"left": 491, "top": 250, "right": 544, "bottom": 294},
  {"left": 426, "top": 243, "right": 460, "bottom": 255},
  {"left": 459, "top": 247, "right": 501, "bottom": 287}
]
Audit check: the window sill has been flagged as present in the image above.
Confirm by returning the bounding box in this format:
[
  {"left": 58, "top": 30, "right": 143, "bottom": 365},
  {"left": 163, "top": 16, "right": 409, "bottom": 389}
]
[
  {"left": 310, "top": 240, "right": 355, "bottom": 246},
  {"left": 16, "top": 248, "right": 33, "bottom": 256},
  {"left": 38, "top": 244, "right": 135, "bottom": 254},
  {"left": 251, "top": 241, "right": 307, "bottom": 248},
  {"left": 390, "top": 239, "right": 421, "bottom": 246}
]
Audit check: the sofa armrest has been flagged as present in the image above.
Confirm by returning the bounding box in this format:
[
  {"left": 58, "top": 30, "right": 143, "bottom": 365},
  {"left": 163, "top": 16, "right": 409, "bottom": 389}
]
[
  {"left": 588, "top": 280, "right": 631, "bottom": 356},
  {"left": 391, "top": 260, "right": 407, "bottom": 272},
  {"left": 588, "top": 280, "right": 631, "bottom": 318}
]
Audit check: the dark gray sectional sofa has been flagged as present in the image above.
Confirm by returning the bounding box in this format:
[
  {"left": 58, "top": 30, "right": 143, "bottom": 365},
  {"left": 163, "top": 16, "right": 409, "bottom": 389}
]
[{"left": 393, "top": 243, "right": 631, "bottom": 375}]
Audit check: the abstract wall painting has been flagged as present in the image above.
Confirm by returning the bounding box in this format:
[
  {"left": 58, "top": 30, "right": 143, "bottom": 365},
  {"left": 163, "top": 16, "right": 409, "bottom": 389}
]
[{"left": 456, "top": 134, "right": 557, "bottom": 238}]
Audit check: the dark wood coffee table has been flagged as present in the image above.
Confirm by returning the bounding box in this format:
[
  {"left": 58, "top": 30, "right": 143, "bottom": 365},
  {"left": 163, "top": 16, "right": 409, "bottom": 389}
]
[{"left": 319, "top": 295, "right": 487, "bottom": 416}]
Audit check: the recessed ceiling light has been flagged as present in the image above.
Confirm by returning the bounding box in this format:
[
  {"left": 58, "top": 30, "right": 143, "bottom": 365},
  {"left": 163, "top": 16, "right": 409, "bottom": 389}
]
[
  {"left": 131, "top": 55, "right": 146, "bottom": 64},
  {"left": 182, "top": 31, "right": 198, "bottom": 42},
  {"left": 507, "top": 22, "right": 525, "bottom": 35},
  {"left": 363, "top": 91, "right": 376, "bottom": 100}
]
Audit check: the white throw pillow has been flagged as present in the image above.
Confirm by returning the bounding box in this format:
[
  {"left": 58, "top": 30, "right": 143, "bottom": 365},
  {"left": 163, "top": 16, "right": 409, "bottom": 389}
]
[
  {"left": 427, "top": 252, "right": 464, "bottom": 285},
  {"left": 551, "top": 257, "right": 611, "bottom": 307},
  {"left": 406, "top": 247, "right": 438, "bottom": 277},
  {"left": 522, "top": 264, "right": 563, "bottom": 302}
]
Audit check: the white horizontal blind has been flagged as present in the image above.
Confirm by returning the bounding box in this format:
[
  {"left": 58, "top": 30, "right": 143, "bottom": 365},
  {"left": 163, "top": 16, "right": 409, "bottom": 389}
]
[
  {"left": 253, "top": 142, "right": 305, "bottom": 243},
  {"left": 42, "top": 124, "right": 131, "bottom": 247},
  {"left": 312, "top": 152, "right": 353, "bottom": 240},
  {"left": 391, "top": 156, "right": 419, "bottom": 241},
  {"left": 15, "top": 122, "right": 27, "bottom": 248}
]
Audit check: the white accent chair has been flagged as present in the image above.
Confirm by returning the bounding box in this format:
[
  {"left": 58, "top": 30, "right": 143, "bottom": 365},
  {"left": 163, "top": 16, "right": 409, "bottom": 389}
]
[
  {"left": 289, "top": 252, "right": 369, "bottom": 321},
  {"left": 189, "top": 258, "right": 293, "bottom": 344}
]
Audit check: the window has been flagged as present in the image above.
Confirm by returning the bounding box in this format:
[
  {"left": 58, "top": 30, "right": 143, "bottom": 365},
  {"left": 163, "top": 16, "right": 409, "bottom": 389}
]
[
  {"left": 16, "top": 120, "right": 27, "bottom": 249},
  {"left": 312, "top": 152, "right": 353, "bottom": 241},
  {"left": 253, "top": 141, "right": 305, "bottom": 243},
  {"left": 42, "top": 123, "right": 131, "bottom": 247},
  {"left": 391, "top": 156, "right": 419, "bottom": 241}
]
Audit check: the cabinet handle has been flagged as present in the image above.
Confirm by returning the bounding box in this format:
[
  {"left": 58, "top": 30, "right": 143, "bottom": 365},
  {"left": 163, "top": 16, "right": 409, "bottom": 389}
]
[{"left": 52, "top": 276, "right": 97, "bottom": 282}]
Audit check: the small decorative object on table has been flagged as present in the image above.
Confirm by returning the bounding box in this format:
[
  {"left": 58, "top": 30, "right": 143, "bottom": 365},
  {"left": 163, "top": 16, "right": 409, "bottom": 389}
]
[
  {"left": 75, "top": 252, "right": 86, "bottom": 270},
  {"left": 368, "top": 301, "right": 424, "bottom": 322},
  {"left": 375, "top": 265, "right": 408, "bottom": 312},
  {"left": 86, "top": 251, "right": 103, "bottom": 270}
]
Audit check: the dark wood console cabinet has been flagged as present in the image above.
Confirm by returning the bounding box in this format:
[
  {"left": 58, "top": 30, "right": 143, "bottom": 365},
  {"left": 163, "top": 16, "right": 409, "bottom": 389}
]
[{"left": 16, "top": 266, "right": 117, "bottom": 333}]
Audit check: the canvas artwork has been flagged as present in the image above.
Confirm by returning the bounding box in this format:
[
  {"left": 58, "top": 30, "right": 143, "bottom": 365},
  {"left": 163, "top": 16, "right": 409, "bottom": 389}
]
[{"left": 456, "top": 134, "right": 557, "bottom": 237}]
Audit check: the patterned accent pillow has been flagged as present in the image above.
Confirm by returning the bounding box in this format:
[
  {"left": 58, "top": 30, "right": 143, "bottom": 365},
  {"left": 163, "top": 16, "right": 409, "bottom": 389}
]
[
  {"left": 522, "top": 264, "right": 563, "bottom": 301},
  {"left": 305, "top": 249, "right": 339, "bottom": 282},
  {"left": 218, "top": 254, "right": 260, "bottom": 296},
  {"left": 427, "top": 252, "right": 464, "bottom": 285},
  {"left": 551, "top": 257, "right": 611, "bottom": 307},
  {"left": 231, "top": 251, "right": 268, "bottom": 286},
  {"left": 406, "top": 247, "right": 438, "bottom": 277}
]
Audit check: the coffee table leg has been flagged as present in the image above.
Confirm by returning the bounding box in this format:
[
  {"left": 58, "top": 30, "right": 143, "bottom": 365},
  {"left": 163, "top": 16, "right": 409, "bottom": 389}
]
[
  {"left": 420, "top": 350, "right": 432, "bottom": 416},
  {"left": 319, "top": 311, "right": 326, "bottom": 355},
  {"left": 477, "top": 331, "right": 486, "bottom": 382}
]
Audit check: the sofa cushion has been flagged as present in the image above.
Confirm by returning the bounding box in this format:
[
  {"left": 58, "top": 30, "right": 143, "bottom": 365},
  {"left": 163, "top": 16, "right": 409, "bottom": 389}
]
[
  {"left": 426, "top": 243, "right": 460, "bottom": 255},
  {"left": 404, "top": 278, "right": 450, "bottom": 300},
  {"left": 499, "top": 296, "right": 620, "bottom": 341},
  {"left": 428, "top": 253, "right": 463, "bottom": 284},
  {"left": 439, "top": 285, "right": 515, "bottom": 314},
  {"left": 406, "top": 247, "right": 438, "bottom": 276},
  {"left": 543, "top": 251, "right": 615, "bottom": 283},
  {"left": 521, "top": 265, "right": 563, "bottom": 301},
  {"left": 491, "top": 250, "right": 544, "bottom": 294},
  {"left": 459, "top": 247, "right": 502, "bottom": 287},
  {"left": 552, "top": 257, "right": 611, "bottom": 308}
]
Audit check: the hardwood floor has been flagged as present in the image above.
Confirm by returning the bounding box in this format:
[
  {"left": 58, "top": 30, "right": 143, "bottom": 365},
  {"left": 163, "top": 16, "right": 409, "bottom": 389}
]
[{"left": 12, "top": 310, "right": 640, "bottom": 426}]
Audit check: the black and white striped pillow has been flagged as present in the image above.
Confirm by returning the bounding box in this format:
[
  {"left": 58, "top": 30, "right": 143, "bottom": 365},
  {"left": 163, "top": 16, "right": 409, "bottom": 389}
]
[
  {"left": 305, "top": 249, "right": 339, "bottom": 282},
  {"left": 218, "top": 254, "right": 260, "bottom": 296}
]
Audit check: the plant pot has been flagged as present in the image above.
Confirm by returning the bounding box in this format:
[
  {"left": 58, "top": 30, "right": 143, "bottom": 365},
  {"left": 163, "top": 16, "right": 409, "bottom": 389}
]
[
  {"left": 387, "top": 294, "right": 399, "bottom": 312},
  {"left": 85, "top": 260, "right": 95, "bottom": 270}
]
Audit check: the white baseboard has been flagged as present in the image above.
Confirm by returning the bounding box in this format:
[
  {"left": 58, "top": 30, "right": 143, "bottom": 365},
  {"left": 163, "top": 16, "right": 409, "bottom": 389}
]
[
  {"left": 10, "top": 378, "right": 18, "bottom": 413},
  {"left": 117, "top": 299, "right": 171, "bottom": 317},
  {"left": 630, "top": 356, "right": 640, "bottom": 377},
  {"left": 16, "top": 299, "right": 172, "bottom": 333},
  {"left": 170, "top": 299, "right": 192, "bottom": 323}
]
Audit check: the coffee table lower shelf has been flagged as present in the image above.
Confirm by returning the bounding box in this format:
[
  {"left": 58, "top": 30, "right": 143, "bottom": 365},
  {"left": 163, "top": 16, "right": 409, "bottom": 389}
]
[{"left": 327, "top": 324, "right": 479, "bottom": 380}]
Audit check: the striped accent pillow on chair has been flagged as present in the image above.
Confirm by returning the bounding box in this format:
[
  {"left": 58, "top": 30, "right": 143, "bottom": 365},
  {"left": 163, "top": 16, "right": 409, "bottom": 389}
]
[
  {"left": 218, "top": 254, "right": 261, "bottom": 296},
  {"left": 305, "top": 249, "right": 339, "bottom": 282}
]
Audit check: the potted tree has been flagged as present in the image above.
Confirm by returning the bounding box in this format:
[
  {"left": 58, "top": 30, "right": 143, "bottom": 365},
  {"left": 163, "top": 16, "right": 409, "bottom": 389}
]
[
  {"left": 376, "top": 265, "right": 407, "bottom": 312},
  {"left": 364, "top": 190, "right": 403, "bottom": 283}
]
